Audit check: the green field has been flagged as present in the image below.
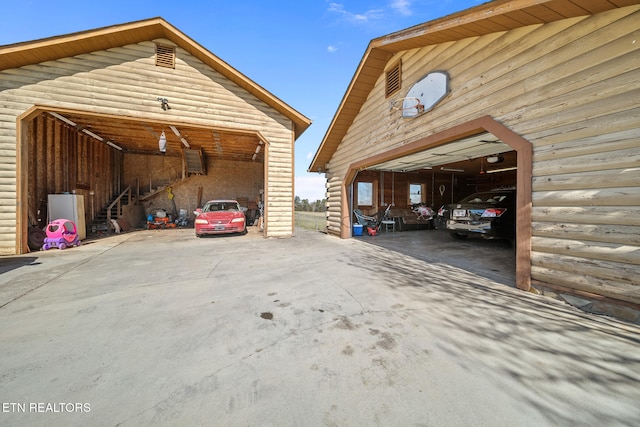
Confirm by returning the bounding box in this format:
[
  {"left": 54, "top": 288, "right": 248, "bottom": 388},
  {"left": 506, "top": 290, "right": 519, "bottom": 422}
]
[{"left": 294, "top": 211, "right": 326, "bottom": 231}]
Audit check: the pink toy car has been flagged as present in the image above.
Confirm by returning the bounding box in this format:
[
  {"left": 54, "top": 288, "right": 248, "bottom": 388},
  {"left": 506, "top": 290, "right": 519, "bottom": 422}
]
[{"left": 42, "top": 219, "right": 81, "bottom": 250}]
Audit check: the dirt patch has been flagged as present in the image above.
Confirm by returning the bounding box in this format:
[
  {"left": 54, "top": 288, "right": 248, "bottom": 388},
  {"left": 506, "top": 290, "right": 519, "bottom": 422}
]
[{"left": 334, "top": 316, "right": 358, "bottom": 330}]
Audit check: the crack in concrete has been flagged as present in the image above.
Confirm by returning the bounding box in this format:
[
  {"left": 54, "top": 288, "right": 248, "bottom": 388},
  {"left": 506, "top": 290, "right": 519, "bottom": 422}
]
[{"left": 0, "top": 235, "right": 135, "bottom": 309}]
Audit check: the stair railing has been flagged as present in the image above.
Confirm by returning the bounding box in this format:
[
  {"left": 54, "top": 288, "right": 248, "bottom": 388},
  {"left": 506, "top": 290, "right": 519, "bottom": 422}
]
[{"left": 107, "top": 185, "right": 135, "bottom": 232}]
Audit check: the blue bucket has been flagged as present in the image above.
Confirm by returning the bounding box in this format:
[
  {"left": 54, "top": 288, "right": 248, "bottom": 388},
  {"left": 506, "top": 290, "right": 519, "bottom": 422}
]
[{"left": 353, "top": 224, "right": 363, "bottom": 236}]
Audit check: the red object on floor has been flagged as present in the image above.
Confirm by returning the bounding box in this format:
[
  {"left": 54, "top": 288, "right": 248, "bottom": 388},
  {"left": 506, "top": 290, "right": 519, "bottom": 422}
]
[{"left": 367, "top": 227, "right": 377, "bottom": 236}]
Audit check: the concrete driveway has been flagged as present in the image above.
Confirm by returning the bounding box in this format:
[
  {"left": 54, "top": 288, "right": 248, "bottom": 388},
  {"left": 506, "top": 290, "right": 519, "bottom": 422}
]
[{"left": 1, "top": 228, "right": 639, "bottom": 426}]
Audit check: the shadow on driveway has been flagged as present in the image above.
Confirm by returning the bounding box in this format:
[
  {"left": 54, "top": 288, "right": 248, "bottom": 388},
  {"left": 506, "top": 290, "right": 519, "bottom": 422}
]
[{"left": 340, "top": 239, "right": 640, "bottom": 426}]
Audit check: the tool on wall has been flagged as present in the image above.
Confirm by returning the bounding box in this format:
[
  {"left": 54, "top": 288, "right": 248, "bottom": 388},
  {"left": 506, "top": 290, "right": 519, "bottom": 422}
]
[{"left": 166, "top": 186, "right": 178, "bottom": 218}]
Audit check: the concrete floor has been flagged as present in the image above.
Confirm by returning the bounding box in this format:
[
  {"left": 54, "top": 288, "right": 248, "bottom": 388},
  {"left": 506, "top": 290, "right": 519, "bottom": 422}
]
[
  {"left": 1, "top": 227, "right": 639, "bottom": 426},
  {"left": 366, "top": 227, "right": 640, "bottom": 324},
  {"left": 357, "top": 227, "right": 516, "bottom": 287}
]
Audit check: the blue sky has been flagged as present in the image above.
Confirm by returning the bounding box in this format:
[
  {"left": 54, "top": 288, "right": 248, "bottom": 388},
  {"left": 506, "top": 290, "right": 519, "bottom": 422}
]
[{"left": 1, "top": 0, "right": 482, "bottom": 201}]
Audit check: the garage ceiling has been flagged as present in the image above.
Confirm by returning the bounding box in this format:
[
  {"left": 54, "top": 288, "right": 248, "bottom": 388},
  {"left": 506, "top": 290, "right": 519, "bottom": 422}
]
[
  {"left": 46, "top": 111, "right": 264, "bottom": 162},
  {"left": 365, "top": 132, "right": 515, "bottom": 174}
]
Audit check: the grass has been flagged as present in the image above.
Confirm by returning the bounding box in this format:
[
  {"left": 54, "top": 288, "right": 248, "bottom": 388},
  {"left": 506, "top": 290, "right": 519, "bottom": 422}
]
[{"left": 294, "top": 211, "right": 326, "bottom": 231}]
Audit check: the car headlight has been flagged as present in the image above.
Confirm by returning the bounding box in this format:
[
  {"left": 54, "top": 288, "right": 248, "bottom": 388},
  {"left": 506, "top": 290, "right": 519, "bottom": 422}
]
[
  {"left": 231, "top": 217, "right": 245, "bottom": 223},
  {"left": 195, "top": 218, "right": 208, "bottom": 224}
]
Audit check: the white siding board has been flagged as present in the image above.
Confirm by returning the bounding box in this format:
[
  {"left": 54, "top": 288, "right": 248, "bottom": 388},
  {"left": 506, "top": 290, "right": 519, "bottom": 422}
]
[
  {"left": 525, "top": 107, "right": 640, "bottom": 147},
  {"left": 532, "top": 222, "right": 640, "bottom": 245},
  {"left": 531, "top": 265, "right": 640, "bottom": 304},
  {"left": 532, "top": 187, "right": 640, "bottom": 207},
  {"left": 533, "top": 206, "right": 640, "bottom": 226},
  {"left": 532, "top": 252, "right": 639, "bottom": 285},
  {"left": 532, "top": 168, "right": 640, "bottom": 191},
  {"left": 531, "top": 236, "right": 639, "bottom": 266},
  {"left": 534, "top": 128, "right": 639, "bottom": 160},
  {"left": 533, "top": 146, "right": 640, "bottom": 176}
]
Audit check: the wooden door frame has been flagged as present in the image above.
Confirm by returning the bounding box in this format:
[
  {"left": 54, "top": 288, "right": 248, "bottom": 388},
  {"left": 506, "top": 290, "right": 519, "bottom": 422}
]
[
  {"left": 341, "top": 115, "right": 532, "bottom": 290},
  {"left": 15, "top": 106, "right": 44, "bottom": 254}
]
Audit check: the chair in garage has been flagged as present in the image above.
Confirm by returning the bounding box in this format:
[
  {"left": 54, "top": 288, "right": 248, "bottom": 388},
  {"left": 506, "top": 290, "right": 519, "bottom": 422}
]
[
  {"left": 379, "top": 205, "right": 395, "bottom": 232},
  {"left": 413, "top": 204, "right": 434, "bottom": 221},
  {"left": 353, "top": 209, "right": 378, "bottom": 229}
]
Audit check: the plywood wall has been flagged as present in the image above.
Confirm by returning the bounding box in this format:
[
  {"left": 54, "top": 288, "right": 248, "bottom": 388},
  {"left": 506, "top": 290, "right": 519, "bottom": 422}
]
[
  {"left": 123, "top": 154, "right": 264, "bottom": 222},
  {"left": 26, "top": 114, "right": 117, "bottom": 232}
]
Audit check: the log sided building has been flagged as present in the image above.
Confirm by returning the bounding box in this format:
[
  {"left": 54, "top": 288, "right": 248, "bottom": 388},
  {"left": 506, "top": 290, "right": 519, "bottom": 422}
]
[
  {"left": 310, "top": 0, "right": 640, "bottom": 312},
  {"left": 0, "top": 17, "right": 311, "bottom": 254}
]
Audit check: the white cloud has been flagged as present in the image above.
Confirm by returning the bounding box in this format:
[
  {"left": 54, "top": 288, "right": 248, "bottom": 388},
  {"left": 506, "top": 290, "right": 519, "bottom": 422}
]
[
  {"left": 390, "top": 0, "right": 412, "bottom": 16},
  {"left": 327, "top": 2, "right": 384, "bottom": 23},
  {"left": 327, "top": 45, "right": 338, "bottom": 53},
  {"left": 295, "top": 174, "right": 327, "bottom": 202}
]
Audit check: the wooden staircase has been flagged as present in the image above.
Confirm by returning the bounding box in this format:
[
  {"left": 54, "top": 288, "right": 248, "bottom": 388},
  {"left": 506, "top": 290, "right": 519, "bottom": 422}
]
[
  {"left": 88, "top": 185, "right": 136, "bottom": 235},
  {"left": 89, "top": 173, "right": 199, "bottom": 235}
]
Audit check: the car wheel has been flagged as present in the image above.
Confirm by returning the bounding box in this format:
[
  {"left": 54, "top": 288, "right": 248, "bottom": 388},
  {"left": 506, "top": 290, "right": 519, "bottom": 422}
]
[
  {"left": 450, "top": 232, "right": 468, "bottom": 240},
  {"left": 195, "top": 233, "right": 202, "bottom": 238},
  {"left": 28, "top": 227, "right": 46, "bottom": 251}
]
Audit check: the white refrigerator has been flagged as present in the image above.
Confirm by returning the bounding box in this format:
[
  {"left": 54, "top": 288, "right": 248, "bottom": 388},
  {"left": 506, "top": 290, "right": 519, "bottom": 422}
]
[{"left": 48, "top": 194, "right": 86, "bottom": 240}]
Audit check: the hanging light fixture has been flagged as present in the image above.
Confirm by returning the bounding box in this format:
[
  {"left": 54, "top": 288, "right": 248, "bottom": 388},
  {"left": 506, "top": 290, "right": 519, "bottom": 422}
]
[{"left": 159, "top": 130, "right": 167, "bottom": 153}]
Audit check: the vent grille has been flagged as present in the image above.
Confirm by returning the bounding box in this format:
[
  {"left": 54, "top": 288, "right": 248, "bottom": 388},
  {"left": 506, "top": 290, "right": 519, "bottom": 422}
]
[
  {"left": 156, "top": 45, "right": 175, "bottom": 69},
  {"left": 385, "top": 61, "right": 402, "bottom": 97}
]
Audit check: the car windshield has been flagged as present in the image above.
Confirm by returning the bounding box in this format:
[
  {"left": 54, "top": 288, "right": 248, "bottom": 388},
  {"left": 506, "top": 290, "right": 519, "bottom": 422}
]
[
  {"left": 461, "top": 193, "right": 510, "bottom": 204},
  {"left": 203, "top": 202, "right": 240, "bottom": 212}
]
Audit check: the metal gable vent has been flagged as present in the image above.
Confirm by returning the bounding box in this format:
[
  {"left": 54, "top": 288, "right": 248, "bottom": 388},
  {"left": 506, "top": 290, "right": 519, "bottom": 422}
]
[
  {"left": 385, "top": 60, "right": 402, "bottom": 97},
  {"left": 156, "top": 44, "right": 175, "bottom": 69}
]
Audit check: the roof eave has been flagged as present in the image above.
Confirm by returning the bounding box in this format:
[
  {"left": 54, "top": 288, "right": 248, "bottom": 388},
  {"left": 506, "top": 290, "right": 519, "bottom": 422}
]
[
  {"left": 309, "top": 0, "right": 638, "bottom": 172},
  {"left": 308, "top": 44, "right": 394, "bottom": 172},
  {"left": 0, "top": 17, "right": 311, "bottom": 139}
]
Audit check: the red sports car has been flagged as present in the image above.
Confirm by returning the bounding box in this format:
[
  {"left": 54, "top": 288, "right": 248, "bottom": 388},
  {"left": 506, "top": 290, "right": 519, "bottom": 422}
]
[{"left": 194, "top": 199, "right": 247, "bottom": 237}]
